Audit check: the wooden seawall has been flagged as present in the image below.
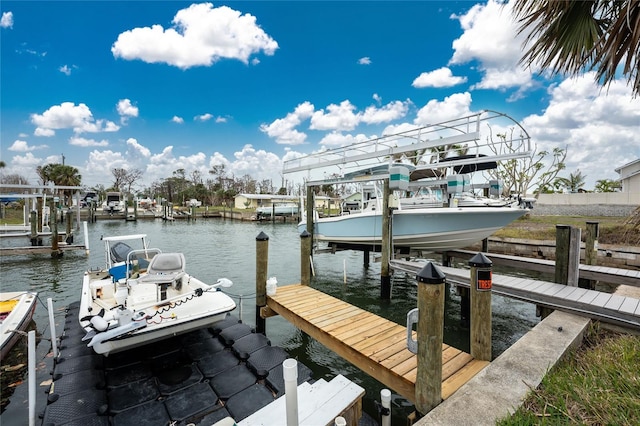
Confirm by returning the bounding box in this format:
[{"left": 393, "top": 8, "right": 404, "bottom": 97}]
[{"left": 265, "top": 284, "right": 488, "bottom": 403}]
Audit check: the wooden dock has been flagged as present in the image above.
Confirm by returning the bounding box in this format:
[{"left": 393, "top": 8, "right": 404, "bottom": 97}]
[
  {"left": 0, "top": 243, "right": 88, "bottom": 256},
  {"left": 265, "top": 284, "right": 489, "bottom": 403},
  {"left": 390, "top": 259, "right": 640, "bottom": 330},
  {"left": 445, "top": 249, "right": 640, "bottom": 287}
]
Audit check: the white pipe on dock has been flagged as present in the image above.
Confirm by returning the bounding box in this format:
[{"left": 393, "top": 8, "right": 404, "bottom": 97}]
[
  {"left": 83, "top": 221, "right": 89, "bottom": 254},
  {"left": 28, "top": 330, "right": 36, "bottom": 426},
  {"left": 283, "top": 358, "right": 299, "bottom": 426},
  {"left": 47, "top": 298, "right": 58, "bottom": 359},
  {"left": 343, "top": 259, "right": 347, "bottom": 283},
  {"left": 334, "top": 416, "right": 346, "bottom": 426},
  {"left": 381, "top": 388, "right": 392, "bottom": 426}
]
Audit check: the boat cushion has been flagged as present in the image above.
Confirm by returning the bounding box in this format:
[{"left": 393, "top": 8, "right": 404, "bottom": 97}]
[{"left": 147, "top": 253, "right": 185, "bottom": 275}]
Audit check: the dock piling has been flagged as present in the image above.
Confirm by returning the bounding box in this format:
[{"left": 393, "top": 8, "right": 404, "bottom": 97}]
[
  {"left": 580, "top": 221, "right": 599, "bottom": 289},
  {"left": 300, "top": 230, "right": 311, "bottom": 286},
  {"left": 415, "top": 262, "right": 446, "bottom": 415},
  {"left": 381, "top": 179, "right": 391, "bottom": 300},
  {"left": 469, "top": 252, "right": 493, "bottom": 362},
  {"left": 256, "top": 231, "right": 269, "bottom": 334}
]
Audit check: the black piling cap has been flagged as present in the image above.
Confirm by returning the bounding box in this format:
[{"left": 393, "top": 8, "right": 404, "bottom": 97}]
[
  {"left": 469, "top": 252, "right": 492, "bottom": 267},
  {"left": 416, "top": 262, "right": 446, "bottom": 284},
  {"left": 256, "top": 231, "right": 269, "bottom": 241},
  {"left": 300, "top": 229, "right": 311, "bottom": 238}
]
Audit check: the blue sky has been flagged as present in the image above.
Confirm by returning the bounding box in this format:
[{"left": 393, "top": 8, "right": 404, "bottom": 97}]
[{"left": 1, "top": 1, "right": 639, "bottom": 191}]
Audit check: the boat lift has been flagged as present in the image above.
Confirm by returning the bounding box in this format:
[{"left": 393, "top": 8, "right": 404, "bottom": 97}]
[{"left": 283, "top": 110, "right": 533, "bottom": 299}]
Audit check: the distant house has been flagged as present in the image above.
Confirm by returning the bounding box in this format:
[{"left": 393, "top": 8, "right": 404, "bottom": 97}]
[{"left": 615, "top": 159, "right": 640, "bottom": 194}]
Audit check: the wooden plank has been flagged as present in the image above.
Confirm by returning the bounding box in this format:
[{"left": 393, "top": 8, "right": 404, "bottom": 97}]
[
  {"left": 323, "top": 312, "right": 375, "bottom": 333},
  {"left": 604, "top": 294, "right": 625, "bottom": 311},
  {"left": 442, "top": 351, "right": 474, "bottom": 381},
  {"left": 441, "top": 360, "right": 490, "bottom": 400},
  {"left": 353, "top": 326, "right": 409, "bottom": 353},
  {"left": 334, "top": 316, "right": 394, "bottom": 342},
  {"left": 619, "top": 297, "right": 639, "bottom": 315},
  {"left": 590, "top": 292, "right": 612, "bottom": 308},
  {"left": 340, "top": 322, "right": 401, "bottom": 347},
  {"left": 310, "top": 306, "right": 363, "bottom": 327}
]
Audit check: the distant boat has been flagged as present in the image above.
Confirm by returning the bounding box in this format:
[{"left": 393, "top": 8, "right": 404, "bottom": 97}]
[
  {"left": 79, "top": 234, "right": 236, "bottom": 356},
  {"left": 0, "top": 291, "right": 37, "bottom": 361},
  {"left": 256, "top": 203, "right": 299, "bottom": 217},
  {"left": 102, "top": 192, "right": 124, "bottom": 214}
]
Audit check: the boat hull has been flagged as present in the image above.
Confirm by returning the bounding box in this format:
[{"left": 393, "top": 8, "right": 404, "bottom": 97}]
[
  {"left": 300, "top": 207, "right": 528, "bottom": 251},
  {"left": 0, "top": 291, "right": 37, "bottom": 361}
]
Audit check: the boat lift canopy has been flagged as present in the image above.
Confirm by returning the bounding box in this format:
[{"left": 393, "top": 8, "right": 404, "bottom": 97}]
[{"left": 282, "top": 110, "right": 532, "bottom": 187}]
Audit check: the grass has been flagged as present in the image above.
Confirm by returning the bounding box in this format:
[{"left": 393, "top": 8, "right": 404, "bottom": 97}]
[
  {"left": 493, "top": 214, "right": 634, "bottom": 245},
  {"left": 498, "top": 324, "right": 640, "bottom": 426}
]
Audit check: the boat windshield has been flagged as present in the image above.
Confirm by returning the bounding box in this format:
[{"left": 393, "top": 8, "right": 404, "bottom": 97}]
[{"left": 110, "top": 242, "right": 134, "bottom": 263}]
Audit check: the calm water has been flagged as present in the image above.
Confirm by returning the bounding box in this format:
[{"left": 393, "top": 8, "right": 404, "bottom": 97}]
[{"left": 0, "top": 218, "right": 539, "bottom": 424}]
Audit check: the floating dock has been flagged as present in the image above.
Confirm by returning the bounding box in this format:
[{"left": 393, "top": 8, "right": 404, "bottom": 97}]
[
  {"left": 42, "top": 302, "right": 364, "bottom": 425},
  {"left": 265, "top": 284, "right": 489, "bottom": 402}
]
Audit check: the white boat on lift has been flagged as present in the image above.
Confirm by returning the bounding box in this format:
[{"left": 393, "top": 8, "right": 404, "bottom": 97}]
[
  {"left": 256, "top": 202, "right": 299, "bottom": 217},
  {"left": 79, "top": 234, "right": 236, "bottom": 356},
  {"left": 300, "top": 183, "right": 528, "bottom": 252}
]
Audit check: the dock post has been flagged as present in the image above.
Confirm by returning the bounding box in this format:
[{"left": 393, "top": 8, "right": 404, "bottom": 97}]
[
  {"left": 415, "top": 262, "right": 446, "bottom": 415},
  {"left": 29, "top": 210, "right": 38, "bottom": 246},
  {"left": 555, "top": 225, "right": 580, "bottom": 286},
  {"left": 50, "top": 199, "right": 62, "bottom": 258},
  {"left": 256, "top": 231, "right": 269, "bottom": 334},
  {"left": 65, "top": 210, "right": 73, "bottom": 243},
  {"left": 580, "top": 221, "right": 599, "bottom": 289},
  {"left": 37, "top": 197, "right": 44, "bottom": 232},
  {"left": 469, "top": 253, "right": 493, "bottom": 362},
  {"left": 381, "top": 179, "right": 391, "bottom": 300},
  {"left": 306, "top": 188, "right": 314, "bottom": 235},
  {"left": 300, "top": 230, "right": 311, "bottom": 286},
  {"left": 363, "top": 250, "right": 370, "bottom": 267}
]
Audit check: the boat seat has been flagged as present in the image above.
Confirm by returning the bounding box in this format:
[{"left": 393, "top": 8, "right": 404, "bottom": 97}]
[{"left": 139, "top": 253, "right": 186, "bottom": 285}]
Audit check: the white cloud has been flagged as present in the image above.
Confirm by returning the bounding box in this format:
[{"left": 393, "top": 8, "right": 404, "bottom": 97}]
[
  {"left": 171, "top": 116, "right": 184, "bottom": 124},
  {"left": 30, "top": 102, "right": 120, "bottom": 136},
  {"left": 310, "top": 100, "right": 360, "bottom": 132},
  {"left": 260, "top": 101, "right": 314, "bottom": 145},
  {"left": 522, "top": 73, "right": 640, "bottom": 188},
  {"left": 111, "top": 3, "right": 278, "bottom": 69},
  {"left": 319, "top": 132, "right": 371, "bottom": 147},
  {"left": 361, "top": 100, "right": 410, "bottom": 124},
  {"left": 414, "top": 92, "right": 474, "bottom": 126},
  {"left": 8, "top": 139, "right": 48, "bottom": 152},
  {"left": 215, "top": 116, "right": 228, "bottom": 123},
  {"left": 69, "top": 136, "right": 109, "bottom": 147},
  {"left": 1, "top": 11, "right": 13, "bottom": 28},
  {"left": 372, "top": 93, "right": 382, "bottom": 104},
  {"left": 228, "top": 144, "right": 282, "bottom": 181},
  {"left": 59, "top": 65, "right": 72, "bottom": 76},
  {"left": 358, "top": 57, "right": 371, "bottom": 65},
  {"left": 117, "top": 99, "right": 139, "bottom": 124},
  {"left": 195, "top": 113, "right": 214, "bottom": 122},
  {"left": 449, "top": 0, "right": 534, "bottom": 91},
  {"left": 412, "top": 67, "right": 467, "bottom": 88},
  {"left": 126, "top": 137, "right": 151, "bottom": 158}
]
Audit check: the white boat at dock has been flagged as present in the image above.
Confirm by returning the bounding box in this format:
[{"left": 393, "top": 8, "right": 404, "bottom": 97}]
[
  {"left": 79, "top": 234, "right": 236, "bottom": 356},
  {"left": 1, "top": 291, "right": 38, "bottom": 361},
  {"left": 256, "top": 202, "right": 299, "bottom": 217},
  {"left": 300, "top": 183, "right": 528, "bottom": 252}
]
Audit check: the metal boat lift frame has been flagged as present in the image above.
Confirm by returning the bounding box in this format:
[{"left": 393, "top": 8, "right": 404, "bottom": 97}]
[{"left": 283, "top": 110, "right": 532, "bottom": 188}]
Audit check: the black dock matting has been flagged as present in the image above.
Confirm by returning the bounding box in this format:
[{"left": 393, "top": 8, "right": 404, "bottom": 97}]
[{"left": 41, "top": 302, "right": 314, "bottom": 426}]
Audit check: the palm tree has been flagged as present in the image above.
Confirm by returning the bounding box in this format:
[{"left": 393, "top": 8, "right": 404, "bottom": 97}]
[
  {"left": 513, "top": 0, "right": 640, "bottom": 96},
  {"left": 556, "top": 169, "right": 587, "bottom": 193},
  {"left": 594, "top": 178, "right": 621, "bottom": 193}
]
